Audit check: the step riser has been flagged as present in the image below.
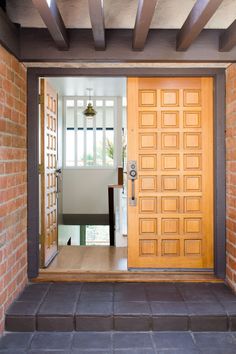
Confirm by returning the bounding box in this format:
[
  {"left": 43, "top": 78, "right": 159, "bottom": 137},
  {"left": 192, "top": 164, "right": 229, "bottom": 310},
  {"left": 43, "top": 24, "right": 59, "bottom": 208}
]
[{"left": 5, "top": 314, "right": 236, "bottom": 332}]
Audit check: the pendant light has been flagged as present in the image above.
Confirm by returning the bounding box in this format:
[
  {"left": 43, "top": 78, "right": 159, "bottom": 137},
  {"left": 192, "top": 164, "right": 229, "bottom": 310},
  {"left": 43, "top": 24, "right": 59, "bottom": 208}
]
[{"left": 83, "top": 88, "right": 96, "bottom": 118}]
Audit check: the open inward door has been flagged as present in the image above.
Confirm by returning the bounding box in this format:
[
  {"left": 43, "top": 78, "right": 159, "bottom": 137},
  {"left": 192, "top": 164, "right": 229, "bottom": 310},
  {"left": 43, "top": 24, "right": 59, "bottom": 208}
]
[
  {"left": 127, "top": 77, "right": 214, "bottom": 269},
  {"left": 39, "top": 79, "right": 58, "bottom": 267}
]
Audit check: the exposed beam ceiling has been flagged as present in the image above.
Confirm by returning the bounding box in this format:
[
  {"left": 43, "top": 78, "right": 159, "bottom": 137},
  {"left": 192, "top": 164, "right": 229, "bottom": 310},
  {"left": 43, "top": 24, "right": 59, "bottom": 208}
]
[
  {"left": 133, "top": 0, "right": 158, "bottom": 51},
  {"left": 32, "top": 0, "right": 68, "bottom": 50},
  {"left": 176, "top": 0, "right": 223, "bottom": 51},
  {"left": 88, "top": 0, "right": 105, "bottom": 50},
  {"left": 220, "top": 19, "right": 236, "bottom": 51}
]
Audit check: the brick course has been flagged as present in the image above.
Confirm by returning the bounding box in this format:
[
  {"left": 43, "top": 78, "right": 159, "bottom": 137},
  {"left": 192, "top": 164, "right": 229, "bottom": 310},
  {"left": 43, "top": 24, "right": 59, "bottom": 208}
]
[
  {"left": 226, "top": 63, "right": 236, "bottom": 292},
  {"left": 0, "top": 45, "right": 27, "bottom": 333}
]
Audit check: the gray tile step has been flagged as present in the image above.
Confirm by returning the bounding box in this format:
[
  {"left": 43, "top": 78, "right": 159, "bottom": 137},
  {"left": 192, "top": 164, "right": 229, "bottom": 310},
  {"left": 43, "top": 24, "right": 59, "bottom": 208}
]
[
  {"left": 5, "top": 282, "right": 236, "bottom": 332},
  {"left": 1, "top": 331, "right": 236, "bottom": 353}
]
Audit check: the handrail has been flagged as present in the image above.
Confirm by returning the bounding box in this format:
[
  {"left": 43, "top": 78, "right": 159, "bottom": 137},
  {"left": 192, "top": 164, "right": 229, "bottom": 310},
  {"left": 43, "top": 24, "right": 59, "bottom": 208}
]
[{"left": 108, "top": 167, "right": 123, "bottom": 246}]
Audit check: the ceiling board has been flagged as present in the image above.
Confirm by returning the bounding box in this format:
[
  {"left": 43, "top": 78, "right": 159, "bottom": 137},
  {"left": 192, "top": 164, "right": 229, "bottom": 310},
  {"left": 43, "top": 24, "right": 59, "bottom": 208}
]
[
  {"left": 7, "top": 0, "right": 236, "bottom": 29},
  {"left": 47, "top": 76, "right": 127, "bottom": 97}
]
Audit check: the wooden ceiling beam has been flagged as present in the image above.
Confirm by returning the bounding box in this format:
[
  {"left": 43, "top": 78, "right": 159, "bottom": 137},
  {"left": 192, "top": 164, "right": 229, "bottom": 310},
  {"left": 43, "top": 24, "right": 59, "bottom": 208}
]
[
  {"left": 88, "top": 0, "right": 105, "bottom": 50},
  {"left": 32, "top": 0, "right": 68, "bottom": 50},
  {"left": 219, "top": 19, "right": 236, "bottom": 52},
  {"left": 0, "top": 8, "right": 20, "bottom": 58},
  {"left": 176, "top": 0, "right": 223, "bottom": 51},
  {"left": 133, "top": 0, "right": 158, "bottom": 51}
]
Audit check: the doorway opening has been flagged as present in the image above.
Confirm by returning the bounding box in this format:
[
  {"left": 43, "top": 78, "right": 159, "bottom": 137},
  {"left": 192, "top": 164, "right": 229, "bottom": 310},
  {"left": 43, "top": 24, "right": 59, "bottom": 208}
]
[{"left": 38, "top": 76, "right": 128, "bottom": 272}]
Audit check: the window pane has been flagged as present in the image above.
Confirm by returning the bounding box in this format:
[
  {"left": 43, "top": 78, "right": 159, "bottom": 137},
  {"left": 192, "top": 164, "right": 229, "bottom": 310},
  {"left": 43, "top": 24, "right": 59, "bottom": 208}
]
[
  {"left": 66, "top": 100, "right": 74, "bottom": 107},
  {"left": 106, "top": 107, "right": 114, "bottom": 128},
  {"left": 65, "top": 100, "right": 75, "bottom": 166},
  {"left": 77, "top": 108, "right": 84, "bottom": 128},
  {"left": 95, "top": 108, "right": 103, "bottom": 128},
  {"left": 77, "top": 100, "right": 84, "bottom": 107},
  {"left": 77, "top": 130, "right": 84, "bottom": 166},
  {"left": 96, "top": 130, "right": 103, "bottom": 166},
  {"left": 105, "top": 129, "right": 114, "bottom": 166},
  {"left": 96, "top": 100, "right": 103, "bottom": 107},
  {"left": 86, "top": 129, "right": 94, "bottom": 165},
  {"left": 105, "top": 100, "right": 114, "bottom": 107},
  {"left": 77, "top": 106, "right": 85, "bottom": 166}
]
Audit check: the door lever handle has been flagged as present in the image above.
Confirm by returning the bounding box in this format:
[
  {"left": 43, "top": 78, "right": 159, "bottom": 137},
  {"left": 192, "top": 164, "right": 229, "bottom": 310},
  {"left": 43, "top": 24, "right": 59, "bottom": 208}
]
[{"left": 128, "top": 160, "right": 137, "bottom": 206}]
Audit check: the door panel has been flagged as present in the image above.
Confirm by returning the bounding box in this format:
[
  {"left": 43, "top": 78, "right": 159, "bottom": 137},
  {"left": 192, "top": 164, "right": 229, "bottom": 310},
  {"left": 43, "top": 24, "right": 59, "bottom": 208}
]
[
  {"left": 40, "top": 79, "right": 58, "bottom": 267},
  {"left": 127, "top": 77, "right": 213, "bottom": 269}
]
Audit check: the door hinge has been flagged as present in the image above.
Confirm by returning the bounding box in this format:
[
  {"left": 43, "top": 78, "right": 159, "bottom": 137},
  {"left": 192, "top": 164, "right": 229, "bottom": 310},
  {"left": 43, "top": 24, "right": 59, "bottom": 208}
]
[
  {"left": 38, "top": 164, "right": 44, "bottom": 174},
  {"left": 39, "top": 94, "right": 43, "bottom": 105}
]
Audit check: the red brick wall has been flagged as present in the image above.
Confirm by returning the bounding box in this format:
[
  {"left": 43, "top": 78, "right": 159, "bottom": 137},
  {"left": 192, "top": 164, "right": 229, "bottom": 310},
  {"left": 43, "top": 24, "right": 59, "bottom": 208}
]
[
  {"left": 226, "top": 63, "right": 236, "bottom": 292},
  {"left": 0, "top": 45, "right": 27, "bottom": 332}
]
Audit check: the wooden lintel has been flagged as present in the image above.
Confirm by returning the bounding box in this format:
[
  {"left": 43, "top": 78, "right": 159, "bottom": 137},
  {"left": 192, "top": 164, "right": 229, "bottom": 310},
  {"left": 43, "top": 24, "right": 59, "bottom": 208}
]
[
  {"left": 88, "top": 0, "right": 105, "bottom": 51},
  {"left": 219, "top": 19, "right": 236, "bottom": 52},
  {"left": 32, "top": 0, "right": 68, "bottom": 50},
  {"left": 133, "top": 0, "right": 158, "bottom": 51},
  {"left": 176, "top": 0, "right": 223, "bottom": 51},
  {"left": 0, "top": 8, "right": 19, "bottom": 58},
  {"left": 20, "top": 28, "right": 236, "bottom": 63}
]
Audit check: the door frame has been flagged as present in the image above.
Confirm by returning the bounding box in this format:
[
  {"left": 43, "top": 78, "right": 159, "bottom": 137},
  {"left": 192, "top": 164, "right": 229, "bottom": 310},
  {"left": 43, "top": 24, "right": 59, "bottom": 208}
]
[{"left": 27, "top": 67, "right": 226, "bottom": 279}]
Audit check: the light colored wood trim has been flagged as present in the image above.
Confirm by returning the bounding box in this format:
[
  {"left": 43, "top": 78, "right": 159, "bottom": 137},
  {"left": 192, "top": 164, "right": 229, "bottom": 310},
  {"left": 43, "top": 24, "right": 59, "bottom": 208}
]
[
  {"left": 127, "top": 78, "right": 139, "bottom": 267},
  {"left": 34, "top": 270, "right": 222, "bottom": 283},
  {"left": 201, "top": 77, "right": 214, "bottom": 268}
]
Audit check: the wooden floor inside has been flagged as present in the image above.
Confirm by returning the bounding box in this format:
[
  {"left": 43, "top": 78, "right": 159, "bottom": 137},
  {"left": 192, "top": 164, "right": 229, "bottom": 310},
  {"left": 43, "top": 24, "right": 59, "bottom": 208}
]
[{"left": 35, "top": 246, "right": 223, "bottom": 283}]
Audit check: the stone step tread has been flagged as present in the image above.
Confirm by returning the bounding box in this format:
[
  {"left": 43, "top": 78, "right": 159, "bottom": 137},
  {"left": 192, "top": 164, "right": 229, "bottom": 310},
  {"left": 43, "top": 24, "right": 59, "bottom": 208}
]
[{"left": 5, "top": 282, "right": 236, "bottom": 332}]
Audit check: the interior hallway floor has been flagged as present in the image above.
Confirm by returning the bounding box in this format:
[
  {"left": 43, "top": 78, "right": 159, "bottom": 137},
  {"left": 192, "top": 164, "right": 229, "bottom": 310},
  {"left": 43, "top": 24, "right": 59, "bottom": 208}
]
[
  {"left": 38, "top": 246, "right": 221, "bottom": 283},
  {"left": 45, "top": 246, "right": 128, "bottom": 271}
]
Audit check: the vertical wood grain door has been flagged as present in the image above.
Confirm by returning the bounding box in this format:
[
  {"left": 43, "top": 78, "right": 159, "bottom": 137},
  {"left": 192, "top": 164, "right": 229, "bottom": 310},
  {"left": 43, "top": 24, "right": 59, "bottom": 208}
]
[
  {"left": 127, "top": 77, "right": 214, "bottom": 269},
  {"left": 40, "top": 79, "right": 58, "bottom": 267}
]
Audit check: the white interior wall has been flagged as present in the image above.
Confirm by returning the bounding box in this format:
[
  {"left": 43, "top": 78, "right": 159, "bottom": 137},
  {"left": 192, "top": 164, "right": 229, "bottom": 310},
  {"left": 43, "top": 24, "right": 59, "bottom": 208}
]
[
  {"left": 58, "top": 225, "right": 80, "bottom": 245},
  {"left": 57, "top": 97, "right": 63, "bottom": 223},
  {"left": 62, "top": 168, "right": 116, "bottom": 214}
]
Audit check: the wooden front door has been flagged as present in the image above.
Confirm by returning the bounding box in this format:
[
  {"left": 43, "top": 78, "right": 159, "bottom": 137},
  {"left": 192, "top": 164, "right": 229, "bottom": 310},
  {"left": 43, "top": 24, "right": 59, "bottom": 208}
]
[
  {"left": 40, "top": 79, "right": 58, "bottom": 267},
  {"left": 127, "top": 77, "right": 214, "bottom": 269}
]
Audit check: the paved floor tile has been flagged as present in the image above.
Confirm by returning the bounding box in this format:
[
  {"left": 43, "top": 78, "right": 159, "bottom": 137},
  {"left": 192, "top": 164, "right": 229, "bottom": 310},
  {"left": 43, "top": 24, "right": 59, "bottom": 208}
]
[
  {"left": 72, "top": 332, "right": 112, "bottom": 350},
  {"left": 113, "top": 332, "right": 153, "bottom": 349},
  {"left": 221, "top": 301, "right": 236, "bottom": 315},
  {"left": 209, "top": 284, "right": 236, "bottom": 303},
  {"left": 146, "top": 284, "right": 183, "bottom": 302},
  {"left": 6, "top": 302, "right": 40, "bottom": 316},
  {"left": 114, "top": 301, "right": 150, "bottom": 315},
  {"left": 156, "top": 350, "right": 200, "bottom": 354},
  {"left": 193, "top": 332, "right": 236, "bottom": 349},
  {"left": 199, "top": 350, "right": 236, "bottom": 354},
  {"left": 114, "top": 284, "right": 147, "bottom": 302},
  {"left": 82, "top": 283, "right": 113, "bottom": 292},
  {"left": 79, "top": 291, "right": 113, "bottom": 302},
  {"left": 16, "top": 284, "right": 50, "bottom": 303},
  {"left": 28, "top": 351, "right": 70, "bottom": 354},
  {"left": 177, "top": 284, "right": 218, "bottom": 302},
  {"left": 0, "top": 333, "right": 33, "bottom": 349},
  {"left": 38, "top": 299, "right": 76, "bottom": 315},
  {"left": 150, "top": 301, "right": 188, "bottom": 315},
  {"left": 152, "top": 332, "right": 196, "bottom": 350},
  {"left": 114, "top": 349, "right": 155, "bottom": 354},
  {"left": 0, "top": 351, "right": 27, "bottom": 354},
  {"left": 76, "top": 301, "right": 113, "bottom": 315},
  {"left": 30, "top": 332, "right": 72, "bottom": 350},
  {"left": 71, "top": 350, "right": 112, "bottom": 354}
]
